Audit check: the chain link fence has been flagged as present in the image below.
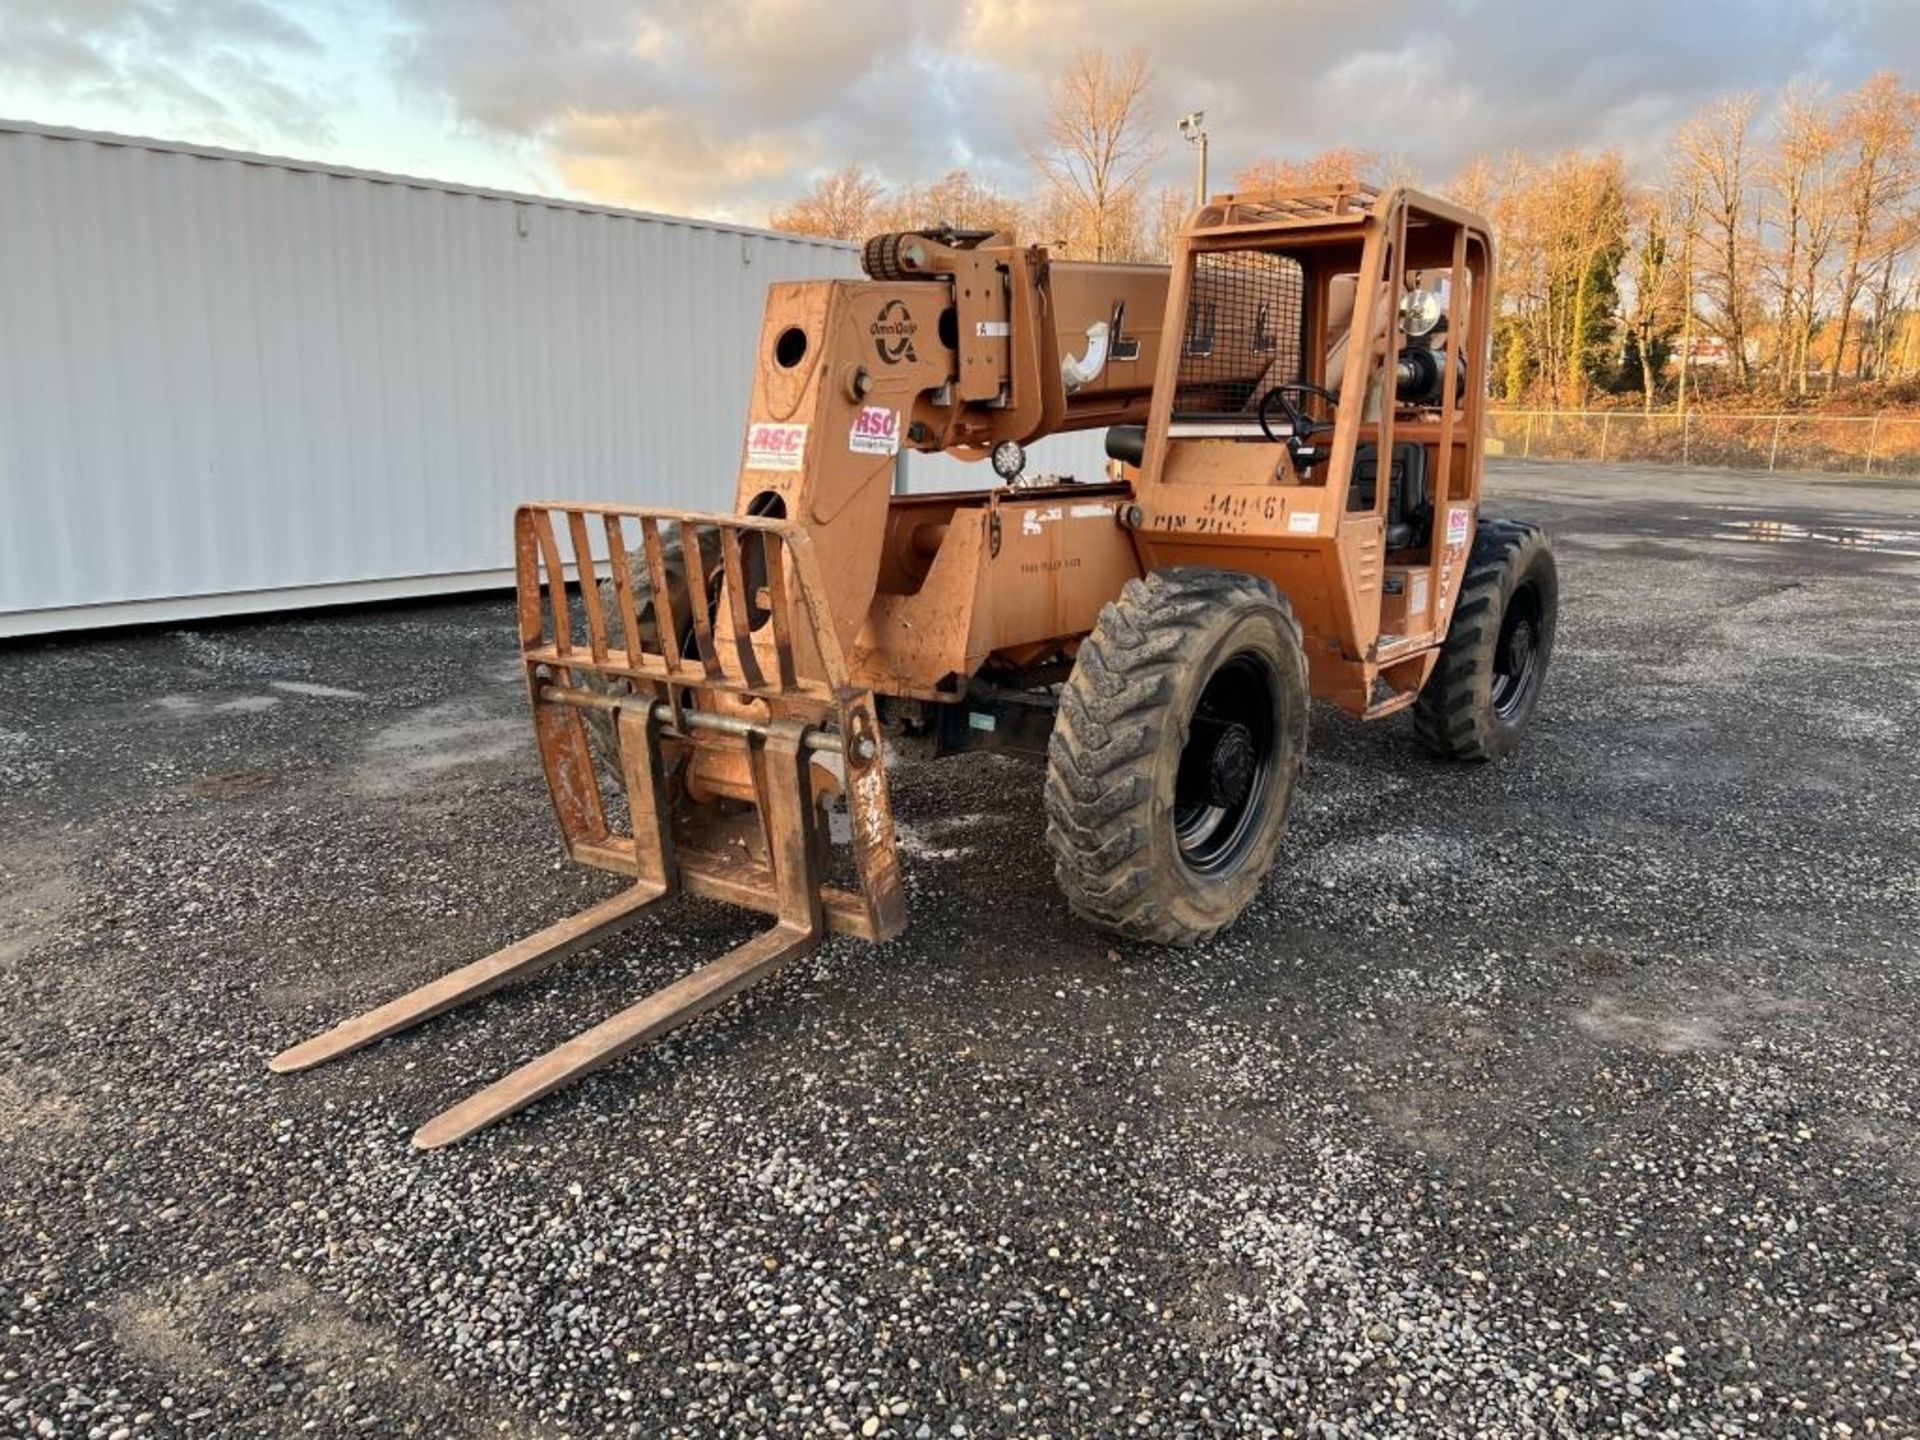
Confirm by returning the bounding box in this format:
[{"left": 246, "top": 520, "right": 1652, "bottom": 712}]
[{"left": 1486, "top": 410, "right": 1920, "bottom": 478}]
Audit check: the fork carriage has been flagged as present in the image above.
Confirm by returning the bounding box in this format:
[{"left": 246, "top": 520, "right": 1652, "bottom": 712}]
[{"left": 271, "top": 503, "right": 905, "bottom": 1149}]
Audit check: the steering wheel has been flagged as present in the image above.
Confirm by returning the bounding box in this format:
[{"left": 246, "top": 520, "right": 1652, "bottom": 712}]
[{"left": 1257, "top": 382, "right": 1339, "bottom": 444}]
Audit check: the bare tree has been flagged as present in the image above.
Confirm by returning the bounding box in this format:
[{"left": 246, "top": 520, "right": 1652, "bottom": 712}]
[
  {"left": 1443, "top": 150, "right": 1543, "bottom": 400},
  {"left": 1233, "top": 147, "right": 1383, "bottom": 191},
  {"left": 1887, "top": 268, "right": 1920, "bottom": 379},
  {"left": 1443, "top": 75, "right": 1918, "bottom": 410},
  {"left": 876, "top": 170, "right": 1024, "bottom": 237},
  {"left": 1471, "top": 150, "right": 1629, "bottom": 406},
  {"left": 1675, "top": 94, "right": 1759, "bottom": 383},
  {"left": 1443, "top": 154, "right": 1502, "bottom": 217},
  {"left": 1862, "top": 240, "right": 1920, "bottom": 378},
  {"left": 765, "top": 74, "right": 1918, "bottom": 408},
  {"left": 1674, "top": 177, "right": 1702, "bottom": 417},
  {"left": 1020, "top": 186, "right": 1080, "bottom": 252},
  {"left": 1148, "top": 184, "right": 1193, "bottom": 262},
  {"left": 1623, "top": 180, "right": 1689, "bottom": 411},
  {"left": 1828, "top": 72, "right": 1920, "bottom": 385},
  {"left": 1761, "top": 86, "right": 1843, "bottom": 396},
  {"left": 769, "top": 166, "right": 887, "bottom": 241},
  {"left": 1548, "top": 152, "right": 1630, "bottom": 406},
  {"left": 1030, "top": 47, "right": 1160, "bottom": 261}
]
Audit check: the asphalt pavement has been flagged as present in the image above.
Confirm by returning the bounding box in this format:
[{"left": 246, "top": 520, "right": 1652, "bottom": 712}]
[{"left": 1, "top": 459, "right": 1916, "bottom": 1438}]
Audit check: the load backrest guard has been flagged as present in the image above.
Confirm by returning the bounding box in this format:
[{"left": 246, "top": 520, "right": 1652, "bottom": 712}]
[{"left": 514, "top": 501, "right": 905, "bottom": 945}]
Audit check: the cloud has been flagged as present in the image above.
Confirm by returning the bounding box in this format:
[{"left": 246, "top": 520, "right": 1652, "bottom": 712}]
[
  {"left": 954, "top": 0, "right": 1886, "bottom": 184},
  {"left": 383, "top": 0, "right": 1918, "bottom": 220},
  {"left": 2, "top": 0, "right": 1913, "bottom": 219},
  {"left": 0, "top": 0, "right": 335, "bottom": 145},
  {"left": 385, "top": 0, "right": 1034, "bottom": 216},
  {"left": 546, "top": 108, "right": 803, "bottom": 213}
]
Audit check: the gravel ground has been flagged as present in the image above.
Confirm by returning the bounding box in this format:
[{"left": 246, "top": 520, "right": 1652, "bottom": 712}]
[{"left": 1, "top": 459, "right": 1917, "bottom": 1439}]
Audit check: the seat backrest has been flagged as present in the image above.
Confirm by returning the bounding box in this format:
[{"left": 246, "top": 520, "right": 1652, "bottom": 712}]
[
  {"left": 1392, "top": 443, "right": 1429, "bottom": 529},
  {"left": 1349, "top": 441, "right": 1433, "bottom": 549}
]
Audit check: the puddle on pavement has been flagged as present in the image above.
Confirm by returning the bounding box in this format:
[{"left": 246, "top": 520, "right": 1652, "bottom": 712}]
[{"left": 1711, "top": 517, "right": 1920, "bottom": 557}]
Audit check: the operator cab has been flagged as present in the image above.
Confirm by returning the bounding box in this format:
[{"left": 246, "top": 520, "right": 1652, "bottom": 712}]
[
  {"left": 1154, "top": 239, "right": 1471, "bottom": 558},
  {"left": 1117, "top": 183, "right": 1492, "bottom": 670}
]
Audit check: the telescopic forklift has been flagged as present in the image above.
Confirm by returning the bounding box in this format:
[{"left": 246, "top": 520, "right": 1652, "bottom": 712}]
[{"left": 273, "top": 183, "right": 1558, "bottom": 1146}]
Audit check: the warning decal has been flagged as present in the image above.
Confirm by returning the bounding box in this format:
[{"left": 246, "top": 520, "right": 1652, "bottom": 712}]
[
  {"left": 1446, "top": 506, "right": 1472, "bottom": 547},
  {"left": 1020, "top": 505, "right": 1063, "bottom": 537}
]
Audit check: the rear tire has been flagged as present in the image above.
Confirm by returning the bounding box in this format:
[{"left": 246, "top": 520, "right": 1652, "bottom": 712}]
[
  {"left": 1044, "top": 569, "right": 1310, "bottom": 948},
  {"left": 1413, "top": 518, "right": 1557, "bottom": 761}
]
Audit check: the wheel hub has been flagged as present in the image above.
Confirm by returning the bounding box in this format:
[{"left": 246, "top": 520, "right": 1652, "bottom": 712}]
[
  {"left": 1491, "top": 584, "right": 1544, "bottom": 721},
  {"left": 1172, "top": 654, "right": 1282, "bottom": 878},
  {"left": 1207, "top": 722, "right": 1256, "bottom": 808},
  {"left": 1506, "top": 618, "right": 1535, "bottom": 673}
]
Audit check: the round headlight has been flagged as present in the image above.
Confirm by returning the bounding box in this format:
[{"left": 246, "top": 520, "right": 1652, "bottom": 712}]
[
  {"left": 991, "top": 439, "right": 1027, "bottom": 481},
  {"left": 1400, "top": 289, "right": 1443, "bottom": 338}
]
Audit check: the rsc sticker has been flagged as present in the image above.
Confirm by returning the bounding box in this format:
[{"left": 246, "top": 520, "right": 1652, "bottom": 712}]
[{"left": 746, "top": 422, "right": 808, "bottom": 471}]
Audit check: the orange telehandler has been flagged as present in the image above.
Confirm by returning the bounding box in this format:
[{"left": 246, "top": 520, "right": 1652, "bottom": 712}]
[{"left": 274, "top": 183, "right": 1558, "bottom": 1146}]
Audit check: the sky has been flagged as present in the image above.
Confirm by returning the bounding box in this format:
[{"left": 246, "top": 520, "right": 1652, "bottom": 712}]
[{"left": 1, "top": 0, "right": 1916, "bottom": 226}]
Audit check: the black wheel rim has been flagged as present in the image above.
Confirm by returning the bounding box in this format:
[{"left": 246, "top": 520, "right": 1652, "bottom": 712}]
[
  {"left": 1491, "top": 582, "right": 1544, "bottom": 721},
  {"left": 1172, "top": 651, "right": 1279, "bottom": 877}
]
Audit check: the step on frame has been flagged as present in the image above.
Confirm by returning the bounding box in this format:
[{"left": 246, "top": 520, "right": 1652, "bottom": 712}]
[{"left": 270, "top": 502, "right": 907, "bottom": 1147}]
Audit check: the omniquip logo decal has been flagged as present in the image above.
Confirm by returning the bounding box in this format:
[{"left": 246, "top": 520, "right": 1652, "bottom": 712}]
[{"left": 870, "top": 300, "right": 917, "bottom": 365}]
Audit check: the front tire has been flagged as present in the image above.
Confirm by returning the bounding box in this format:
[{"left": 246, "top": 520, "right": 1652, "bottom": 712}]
[
  {"left": 1413, "top": 519, "right": 1557, "bottom": 761},
  {"left": 582, "top": 526, "right": 719, "bottom": 766},
  {"left": 1044, "top": 569, "right": 1310, "bottom": 948}
]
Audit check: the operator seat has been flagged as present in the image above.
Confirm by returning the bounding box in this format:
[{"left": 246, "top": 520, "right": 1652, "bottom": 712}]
[{"left": 1349, "top": 442, "right": 1432, "bottom": 550}]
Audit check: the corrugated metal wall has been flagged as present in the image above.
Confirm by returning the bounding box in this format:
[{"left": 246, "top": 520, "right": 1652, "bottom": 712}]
[
  {"left": 0, "top": 123, "right": 861, "bottom": 634},
  {"left": 0, "top": 122, "right": 1113, "bottom": 635}
]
